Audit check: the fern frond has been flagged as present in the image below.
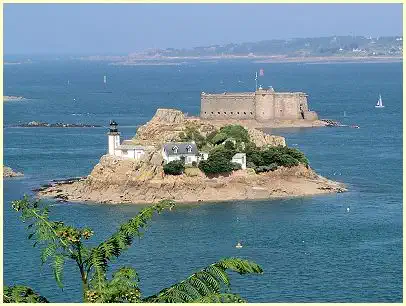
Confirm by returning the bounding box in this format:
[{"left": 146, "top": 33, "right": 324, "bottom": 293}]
[
  {"left": 86, "top": 200, "right": 175, "bottom": 275},
  {"left": 3, "top": 285, "right": 49, "bottom": 303},
  {"left": 144, "top": 257, "right": 262, "bottom": 303},
  {"left": 192, "top": 293, "right": 246, "bottom": 303},
  {"left": 53, "top": 255, "right": 64, "bottom": 288}
]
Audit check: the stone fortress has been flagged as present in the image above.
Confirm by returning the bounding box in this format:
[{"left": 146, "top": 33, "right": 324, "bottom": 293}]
[{"left": 200, "top": 87, "right": 318, "bottom": 122}]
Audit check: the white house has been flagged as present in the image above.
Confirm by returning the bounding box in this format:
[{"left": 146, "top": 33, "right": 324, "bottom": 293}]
[
  {"left": 232, "top": 153, "right": 246, "bottom": 170},
  {"left": 162, "top": 142, "right": 203, "bottom": 165},
  {"left": 107, "top": 121, "right": 149, "bottom": 159}
]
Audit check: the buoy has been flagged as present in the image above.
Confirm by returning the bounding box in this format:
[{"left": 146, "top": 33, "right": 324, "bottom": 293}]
[
  {"left": 235, "top": 242, "right": 243, "bottom": 249},
  {"left": 346, "top": 207, "right": 350, "bottom": 212}
]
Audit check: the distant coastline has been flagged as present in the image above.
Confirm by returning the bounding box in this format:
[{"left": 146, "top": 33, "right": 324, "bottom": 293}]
[{"left": 81, "top": 55, "right": 402, "bottom": 66}]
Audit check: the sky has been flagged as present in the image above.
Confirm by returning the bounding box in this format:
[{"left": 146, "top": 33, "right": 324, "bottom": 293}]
[{"left": 4, "top": 3, "right": 403, "bottom": 55}]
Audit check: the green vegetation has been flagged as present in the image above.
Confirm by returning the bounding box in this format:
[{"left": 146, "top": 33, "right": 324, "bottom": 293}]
[
  {"left": 5, "top": 196, "right": 263, "bottom": 303},
  {"left": 244, "top": 145, "right": 309, "bottom": 173},
  {"left": 163, "top": 160, "right": 185, "bottom": 175},
  {"left": 198, "top": 146, "right": 234, "bottom": 175},
  {"left": 176, "top": 123, "right": 309, "bottom": 175},
  {"left": 178, "top": 122, "right": 206, "bottom": 150}
]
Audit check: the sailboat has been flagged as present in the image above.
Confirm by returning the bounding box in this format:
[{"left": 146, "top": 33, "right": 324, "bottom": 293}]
[{"left": 375, "top": 94, "right": 384, "bottom": 108}]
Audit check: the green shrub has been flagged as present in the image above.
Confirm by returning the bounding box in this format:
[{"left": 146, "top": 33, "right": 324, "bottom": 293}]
[
  {"left": 210, "top": 145, "right": 235, "bottom": 160},
  {"left": 198, "top": 154, "right": 233, "bottom": 174},
  {"left": 246, "top": 161, "right": 256, "bottom": 169},
  {"left": 231, "top": 162, "right": 242, "bottom": 171},
  {"left": 224, "top": 140, "right": 235, "bottom": 151},
  {"left": 255, "top": 163, "right": 278, "bottom": 173},
  {"left": 179, "top": 123, "right": 206, "bottom": 149},
  {"left": 205, "top": 130, "right": 218, "bottom": 144},
  {"left": 163, "top": 160, "right": 185, "bottom": 175},
  {"left": 278, "top": 154, "right": 300, "bottom": 168},
  {"left": 219, "top": 125, "right": 250, "bottom": 143},
  {"left": 211, "top": 132, "right": 228, "bottom": 145},
  {"left": 191, "top": 161, "right": 197, "bottom": 167}
]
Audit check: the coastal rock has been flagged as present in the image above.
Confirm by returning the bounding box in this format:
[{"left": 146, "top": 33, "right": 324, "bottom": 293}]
[
  {"left": 151, "top": 108, "right": 185, "bottom": 124},
  {"left": 132, "top": 108, "right": 285, "bottom": 148},
  {"left": 4, "top": 166, "right": 23, "bottom": 177},
  {"left": 247, "top": 128, "right": 286, "bottom": 147},
  {"left": 13, "top": 121, "right": 101, "bottom": 128},
  {"left": 36, "top": 108, "right": 346, "bottom": 204}
]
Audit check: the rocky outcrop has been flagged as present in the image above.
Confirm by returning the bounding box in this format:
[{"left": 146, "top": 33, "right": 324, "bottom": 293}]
[
  {"left": 4, "top": 166, "right": 23, "bottom": 177},
  {"left": 132, "top": 108, "right": 285, "bottom": 148},
  {"left": 247, "top": 128, "right": 285, "bottom": 147},
  {"left": 36, "top": 108, "right": 346, "bottom": 205},
  {"left": 37, "top": 160, "right": 346, "bottom": 204},
  {"left": 151, "top": 108, "right": 185, "bottom": 124}
]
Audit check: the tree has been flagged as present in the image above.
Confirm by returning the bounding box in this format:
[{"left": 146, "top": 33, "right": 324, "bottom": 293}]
[
  {"left": 163, "top": 160, "right": 185, "bottom": 175},
  {"left": 219, "top": 125, "right": 250, "bottom": 144},
  {"left": 5, "top": 196, "right": 263, "bottom": 303}
]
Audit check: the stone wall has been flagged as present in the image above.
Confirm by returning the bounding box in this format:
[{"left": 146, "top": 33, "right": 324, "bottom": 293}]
[
  {"left": 201, "top": 89, "right": 313, "bottom": 121},
  {"left": 200, "top": 93, "right": 255, "bottom": 119}
]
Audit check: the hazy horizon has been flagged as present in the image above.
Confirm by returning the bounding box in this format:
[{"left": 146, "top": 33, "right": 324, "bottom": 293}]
[{"left": 5, "top": 4, "right": 403, "bottom": 55}]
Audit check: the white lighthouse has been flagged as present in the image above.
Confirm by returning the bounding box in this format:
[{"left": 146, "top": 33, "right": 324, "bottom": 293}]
[{"left": 108, "top": 120, "right": 120, "bottom": 155}]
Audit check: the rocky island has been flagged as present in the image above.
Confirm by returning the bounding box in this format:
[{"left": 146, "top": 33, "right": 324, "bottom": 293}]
[
  {"left": 38, "top": 109, "right": 346, "bottom": 204},
  {"left": 4, "top": 166, "right": 24, "bottom": 178},
  {"left": 10, "top": 121, "right": 101, "bottom": 128},
  {"left": 3, "top": 96, "right": 26, "bottom": 102}
]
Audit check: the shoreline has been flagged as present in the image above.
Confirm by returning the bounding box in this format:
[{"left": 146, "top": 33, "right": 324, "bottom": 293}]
[
  {"left": 91, "top": 55, "right": 402, "bottom": 66},
  {"left": 37, "top": 163, "right": 347, "bottom": 205}
]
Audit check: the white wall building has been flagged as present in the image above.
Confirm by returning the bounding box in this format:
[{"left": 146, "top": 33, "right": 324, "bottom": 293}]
[
  {"left": 232, "top": 153, "right": 246, "bottom": 170},
  {"left": 162, "top": 142, "right": 202, "bottom": 165},
  {"left": 107, "top": 121, "right": 148, "bottom": 159}
]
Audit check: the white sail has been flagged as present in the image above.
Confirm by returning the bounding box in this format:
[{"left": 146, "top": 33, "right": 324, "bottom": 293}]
[{"left": 375, "top": 94, "right": 384, "bottom": 108}]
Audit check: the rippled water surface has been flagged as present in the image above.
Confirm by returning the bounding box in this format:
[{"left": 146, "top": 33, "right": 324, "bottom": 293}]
[{"left": 4, "top": 60, "right": 402, "bottom": 302}]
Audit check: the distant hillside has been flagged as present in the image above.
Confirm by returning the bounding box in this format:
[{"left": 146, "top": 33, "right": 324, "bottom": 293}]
[{"left": 135, "top": 36, "right": 403, "bottom": 58}]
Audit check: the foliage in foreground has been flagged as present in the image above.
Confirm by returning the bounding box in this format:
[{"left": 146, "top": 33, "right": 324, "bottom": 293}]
[{"left": 5, "top": 196, "right": 263, "bottom": 303}]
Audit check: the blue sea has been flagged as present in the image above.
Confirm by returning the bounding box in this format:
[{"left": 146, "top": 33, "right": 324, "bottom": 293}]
[{"left": 4, "top": 59, "right": 403, "bottom": 302}]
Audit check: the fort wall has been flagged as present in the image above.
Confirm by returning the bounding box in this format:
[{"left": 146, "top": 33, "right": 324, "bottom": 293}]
[
  {"left": 200, "top": 88, "right": 318, "bottom": 122},
  {"left": 200, "top": 92, "right": 255, "bottom": 119}
]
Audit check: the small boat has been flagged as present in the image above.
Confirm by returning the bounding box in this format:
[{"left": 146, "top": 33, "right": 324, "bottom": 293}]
[
  {"left": 235, "top": 242, "right": 243, "bottom": 249},
  {"left": 375, "top": 94, "right": 384, "bottom": 108}
]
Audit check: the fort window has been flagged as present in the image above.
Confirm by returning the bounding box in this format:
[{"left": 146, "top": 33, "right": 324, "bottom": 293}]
[
  {"left": 211, "top": 112, "right": 214, "bottom": 114},
  {"left": 237, "top": 112, "right": 240, "bottom": 114},
  {"left": 217, "top": 112, "right": 220, "bottom": 114},
  {"left": 231, "top": 112, "right": 234, "bottom": 114},
  {"left": 204, "top": 112, "right": 207, "bottom": 114},
  {"left": 244, "top": 112, "right": 246, "bottom": 115},
  {"left": 224, "top": 112, "right": 227, "bottom": 114},
  {"left": 250, "top": 112, "right": 253, "bottom": 115}
]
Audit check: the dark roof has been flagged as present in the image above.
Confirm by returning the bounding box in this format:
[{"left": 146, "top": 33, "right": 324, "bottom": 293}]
[{"left": 163, "top": 142, "right": 198, "bottom": 156}]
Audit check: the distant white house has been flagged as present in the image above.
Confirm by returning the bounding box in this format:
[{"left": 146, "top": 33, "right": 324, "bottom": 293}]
[
  {"left": 107, "top": 121, "right": 150, "bottom": 159},
  {"left": 162, "top": 142, "right": 200, "bottom": 165},
  {"left": 232, "top": 153, "right": 246, "bottom": 170}
]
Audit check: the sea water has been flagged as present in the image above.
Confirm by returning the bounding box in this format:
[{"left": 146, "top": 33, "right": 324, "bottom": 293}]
[{"left": 3, "top": 60, "right": 402, "bottom": 302}]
